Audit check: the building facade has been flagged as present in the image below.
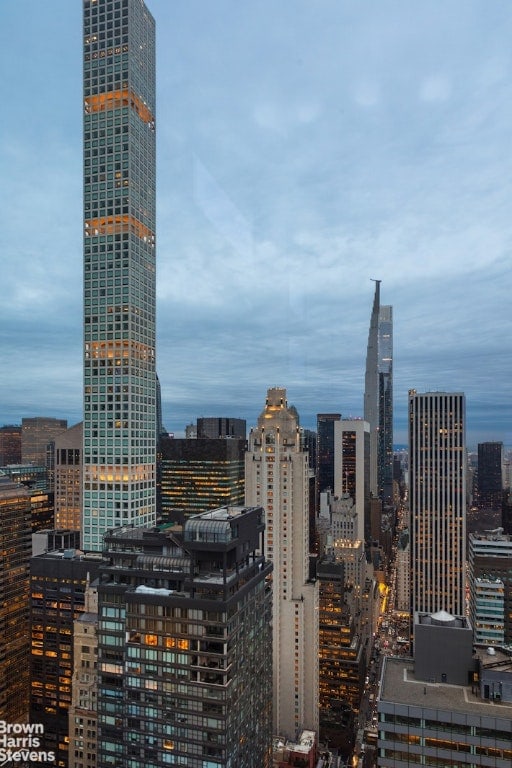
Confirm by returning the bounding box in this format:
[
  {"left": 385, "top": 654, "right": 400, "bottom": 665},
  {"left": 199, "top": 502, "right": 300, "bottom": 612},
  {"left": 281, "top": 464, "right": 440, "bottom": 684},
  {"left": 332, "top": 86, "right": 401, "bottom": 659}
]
[
  {"left": 364, "top": 281, "right": 393, "bottom": 501},
  {"left": 333, "top": 419, "right": 370, "bottom": 544},
  {"left": 158, "top": 436, "right": 245, "bottom": 520},
  {"left": 68, "top": 580, "right": 99, "bottom": 768},
  {"left": 477, "top": 441, "right": 503, "bottom": 510},
  {"left": 316, "top": 413, "right": 341, "bottom": 513},
  {"left": 317, "top": 556, "right": 364, "bottom": 752},
  {"left": 0, "top": 463, "right": 48, "bottom": 490},
  {"left": 468, "top": 531, "right": 512, "bottom": 644},
  {"left": 196, "top": 417, "right": 246, "bottom": 439},
  {"left": 0, "top": 424, "right": 21, "bottom": 465},
  {"left": 409, "top": 391, "right": 466, "bottom": 619},
  {"left": 30, "top": 488, "right": 55, "bottom": 533},
  {"left": 21, "top": 417, "right": 67, "bottom": 466},
  {"left": 54, "top": 422, "right": 83, "bottom": 532},
  {"left": 97, "top": 507, "right": 273, "bottom": 768},
  {"left": 83, "top": 0, "right": 157, "bottom": 551},
  {"left": 472, "top": 577, "right": 505, "bottom": 645},
  {"left": 245, "top": 388, "right": 319, "bottom": 737},
  {"left": 0, "top": 473, "right": 31, "bottom": 722},
  {"left": 30, "top": 551, "right": 103, "bottom": 766},
  {"left": 395, "top": 530, "right": 410, "bottom": 614}
]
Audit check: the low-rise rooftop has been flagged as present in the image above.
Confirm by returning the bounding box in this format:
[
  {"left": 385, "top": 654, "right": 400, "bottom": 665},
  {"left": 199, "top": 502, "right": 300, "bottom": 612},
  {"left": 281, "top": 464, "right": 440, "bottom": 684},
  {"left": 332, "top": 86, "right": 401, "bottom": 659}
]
[{"left": 380, "top": 656, "right": 512, "bottom": 717}]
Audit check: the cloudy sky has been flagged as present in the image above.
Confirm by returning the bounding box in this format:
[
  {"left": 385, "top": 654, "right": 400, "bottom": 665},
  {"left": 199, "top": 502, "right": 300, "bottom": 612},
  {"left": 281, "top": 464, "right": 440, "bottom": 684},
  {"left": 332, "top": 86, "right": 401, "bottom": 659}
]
[{"left": 1, "top": 1, "right": 511, "bottom": 446}]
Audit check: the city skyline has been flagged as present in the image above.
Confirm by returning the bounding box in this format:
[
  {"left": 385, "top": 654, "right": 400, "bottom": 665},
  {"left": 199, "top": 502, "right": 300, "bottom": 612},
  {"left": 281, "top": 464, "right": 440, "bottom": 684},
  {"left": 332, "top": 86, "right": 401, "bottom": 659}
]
[{"left": 1, "top": 1, "right": 512, "bottom": 445}]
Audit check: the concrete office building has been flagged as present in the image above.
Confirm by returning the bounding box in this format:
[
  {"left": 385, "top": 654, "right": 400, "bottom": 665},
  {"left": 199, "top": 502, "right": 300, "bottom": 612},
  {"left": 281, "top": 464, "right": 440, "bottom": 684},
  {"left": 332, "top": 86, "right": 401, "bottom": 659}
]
[
  {"left": 97, "top": 506, "right": 273, "bottom": 768},
  {"left": 468, "top": 530, "right": 512, "bottom": 644},
  {"left": 377, "top": 612, "right": 512, "bottom": 767},
  {"left": 82, "top": 0, "right": 157, "bottom": 551},
  {"left": 245, "top": 388, "right": 319, "bottom": 737},
  {"left": 0, "top": 424, "right": 21, "bottom": 465},
  {"left": 409, "top": 391, "right": 466, "bottom": 620},
  {"left": 33, "top": 529, "right": 81, "bottom": 557},
  {"left": 21, "top": 417, "right": 67, "bottom": 466}
]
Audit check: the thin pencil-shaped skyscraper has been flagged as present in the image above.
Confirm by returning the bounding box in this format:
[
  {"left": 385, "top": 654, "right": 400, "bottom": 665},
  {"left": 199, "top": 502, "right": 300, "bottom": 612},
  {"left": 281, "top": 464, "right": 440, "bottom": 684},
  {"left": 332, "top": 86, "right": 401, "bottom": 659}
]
[
  {"left": 83, "top": 0, "right": 157, "bottom": 551},
  {"left": 364, "top": 280, "right": 393, "bottom": 502}
]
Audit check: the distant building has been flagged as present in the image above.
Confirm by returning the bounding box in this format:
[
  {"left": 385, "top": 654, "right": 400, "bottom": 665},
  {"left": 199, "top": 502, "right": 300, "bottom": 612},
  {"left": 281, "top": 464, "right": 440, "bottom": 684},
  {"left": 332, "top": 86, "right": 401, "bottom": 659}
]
[
  {"left": 97, "top": 506, "right": 273, "bottom": 767},
  {"left": 0, "top": 424, "right": 21, "bottom": 465},
  {"left": 301, "top": 428, "right": 317, "bottom": 472},
  {"left": 196, "top": 416, "right": 246, "bottom": 439},
  {"left": 477, "top": 441, "right": 503, "bottom": 509},
  {"left": 409, "top": 391, "right": 466, "bottom": 621},
  {"left": 21, "top": 417, "right": 67, "bottom": 466},
  {"left": 472, "top": 577, "right": 505, "bottom": 645},
  {"left": 468, "top": 530, "right": 512, "bottom": 644},
  {"left": 316, "top": 413, "right": 341, "bottom": 512},
  {"left": 395, "top": 529, "right": 410, "bottom": 613},
  {"left": 0, "top": 463, "right": 48, "bottom": 490},
  {"left": 30, "top": 488, "right": 55, "bottom": 533},
  {"left": 159, "top": 436, "right": 245, "bottom": 519},
  {"left": 364, "top": 281, "right": 393, "bottom": 501},
  {"left": 0, "top": 472, "right": 31, "bottom": 721},
  {"left": 333, "top": 419, "right": 370, "bottom": 543},
  {"left": 156, "top": 373, "right": 167, "bottom": 438},
  {"left": 246, "top": 388, "right": 319, "bottom": 737},
  {"left": 54, "top": 422, "right": 83, "bottom": 532},
  {"left": 377, "top": 611, "right": 512, "bottom": 767},
  {"left": 32, "top": 529, "right": 81, "bottom": 557},
  {"left": 30, "top": 550, "right": 103, "bottom": 766},
  {"left": 503, "top": 489, "right": 512, "bottom": 536},
  {"left": 325, "top": 490, "right": 359, "bottom": 543}
]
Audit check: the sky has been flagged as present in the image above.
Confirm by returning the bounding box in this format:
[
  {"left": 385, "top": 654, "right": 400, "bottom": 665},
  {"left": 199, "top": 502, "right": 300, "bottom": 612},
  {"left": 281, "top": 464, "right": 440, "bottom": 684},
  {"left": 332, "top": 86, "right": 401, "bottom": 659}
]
[{"left": 0, "top": 1, "right": 511, "bottom": 447}]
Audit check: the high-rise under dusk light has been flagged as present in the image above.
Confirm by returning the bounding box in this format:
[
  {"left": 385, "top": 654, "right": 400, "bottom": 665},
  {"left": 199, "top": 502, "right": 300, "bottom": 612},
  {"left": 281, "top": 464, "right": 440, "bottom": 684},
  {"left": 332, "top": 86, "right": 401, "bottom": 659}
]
[
  {"left": 364, "top": 280, "right": 393, "bottom": 502},
  {"left": 82, "top": 0, "right": 157, "bottom": 551},
  {"left": 409, "top": 390, "right": 467, "bottom": 621}
]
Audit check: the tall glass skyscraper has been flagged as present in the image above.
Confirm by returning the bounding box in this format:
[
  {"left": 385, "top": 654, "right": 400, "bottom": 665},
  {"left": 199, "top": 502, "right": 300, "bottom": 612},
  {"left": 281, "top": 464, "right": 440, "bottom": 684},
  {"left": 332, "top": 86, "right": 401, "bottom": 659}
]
[
  {"left": 83, "top": 0, "right": 156, "bottom": 551},
  {"left": 364, "top": 280, "right": 393, "bottom": 501}
]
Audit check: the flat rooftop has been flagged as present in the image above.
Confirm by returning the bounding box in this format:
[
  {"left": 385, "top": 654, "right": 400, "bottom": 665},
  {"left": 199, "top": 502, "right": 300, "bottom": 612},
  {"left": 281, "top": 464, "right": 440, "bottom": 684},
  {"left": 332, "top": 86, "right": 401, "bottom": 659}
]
[
  {"left": 194, "top": 505, "right": 257, "bottom": 520},
  {"left": 475, "top": 645, "right": 512, "bottom": 673},
  {"left": 380, "top": 657, "right": 512, "bottom": 717}
]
